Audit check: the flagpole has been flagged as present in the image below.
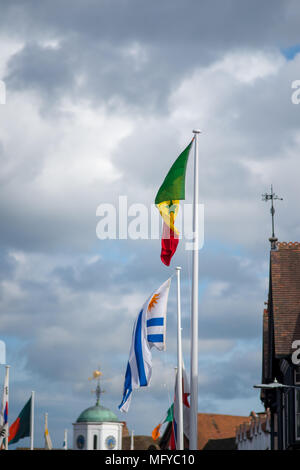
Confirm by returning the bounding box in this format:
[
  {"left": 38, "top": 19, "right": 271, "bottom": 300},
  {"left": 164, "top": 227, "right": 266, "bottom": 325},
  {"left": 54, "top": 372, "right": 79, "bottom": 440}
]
[
  {"left": 4, "top": 365, "right": 9, "bottom": 450},
  {"left": 44, "top": 412, "right": 47, "bottom": 449},
  {"left": 30, "top": 391, "right": 34, "bottom": 450},
  {"left": 176, "top": 266, "right": 184, "bottom": 450},
  {"left": 190, "top": 129, "right": 201, "bottom": 450},
  {"left": 130, "top": 429, "right": 134, "bottom": 450},
  {"left": 64, "top": 429, "right": 68, "bottom": 450}
]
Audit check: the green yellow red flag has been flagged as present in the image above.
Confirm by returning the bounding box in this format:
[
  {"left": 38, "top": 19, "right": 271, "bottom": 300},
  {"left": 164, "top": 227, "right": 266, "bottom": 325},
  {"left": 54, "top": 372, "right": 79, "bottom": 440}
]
[{"left": 155, "top": 139, "right": 194, "bottom": 265}]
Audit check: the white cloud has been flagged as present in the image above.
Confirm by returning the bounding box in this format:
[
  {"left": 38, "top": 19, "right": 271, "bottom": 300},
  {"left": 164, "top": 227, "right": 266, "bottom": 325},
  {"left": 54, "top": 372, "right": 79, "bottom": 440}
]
[
  {"left": 0, "top": 35, "right": 24, "bottom": 77},
  {"left": 212, "top": 50, "right": 284, "bottom": 83}
]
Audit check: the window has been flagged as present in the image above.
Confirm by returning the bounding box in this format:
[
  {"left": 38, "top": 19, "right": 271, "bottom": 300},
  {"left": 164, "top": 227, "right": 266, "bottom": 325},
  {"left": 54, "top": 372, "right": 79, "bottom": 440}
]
[{"left": 93, "top": 434, "right": 98, "bottom": 450}]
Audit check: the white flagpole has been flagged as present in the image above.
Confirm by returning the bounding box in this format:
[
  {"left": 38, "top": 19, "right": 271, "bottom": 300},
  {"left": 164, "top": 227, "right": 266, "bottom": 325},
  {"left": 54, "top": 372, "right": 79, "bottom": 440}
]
[
  {"left": 30, "top": 391, "right": 34, "bottom": 450},
  {"left": 4, "top": 365, "right": 9, "bottom": 451},
  {"left": 130, "top": 430, "right": 134, "bottom": 450},
  {"left": 64, "top": 429, "right": 68, "bottom": 450},
  {"left": 189, "top": 129, "right": 201, "bottom": 450},
  {"left": 44, "top": 412, "right": 48, "bottom": 449},
  {"left": 176, "top": 266, "right": 184, "bottom": 450}
]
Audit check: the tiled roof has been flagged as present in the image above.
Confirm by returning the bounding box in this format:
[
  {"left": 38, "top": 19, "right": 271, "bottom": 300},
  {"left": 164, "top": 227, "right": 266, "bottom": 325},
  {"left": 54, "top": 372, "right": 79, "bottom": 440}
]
[
  {"left": 122, "top": 435, "right": 158, "bottom": 450},
  {"left": 159, "top": 413, "right": 250, "bottom": 450},
  {"left": 271, "top": 242, "right": 300, "bottom": 357},
  {"left": 202, "top": 437, "right": 237, "bottom": 450},
  {"left": 197, "top": 413, "right": 250, "bottom": 450}
]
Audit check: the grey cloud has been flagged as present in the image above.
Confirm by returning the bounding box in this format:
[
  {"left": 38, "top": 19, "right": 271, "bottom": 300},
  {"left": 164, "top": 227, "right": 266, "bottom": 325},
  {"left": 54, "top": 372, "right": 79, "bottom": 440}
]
[
  {"left": 2, "top": 0, "right": 300, "bottom": 113},
  {"left": 4, "top": 37, "right": 200, "bottom": 114},
  {"left": 0, "top": 250, "right": 17, "bottom": 281},
  {"left": 5, "top": 42, "right": 76, "bottom": 102},
  {"left": 0, "top": 0, "right": 297, "bottom": 49},
  {"left": 198, "top": 347, "right": 262, "bottom": 400}
]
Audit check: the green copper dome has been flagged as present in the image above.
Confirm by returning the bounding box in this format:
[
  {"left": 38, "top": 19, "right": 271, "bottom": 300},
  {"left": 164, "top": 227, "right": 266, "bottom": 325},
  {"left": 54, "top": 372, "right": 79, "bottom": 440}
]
[{"left": 76, "top": 405, "right": 118, "bottom": 423}]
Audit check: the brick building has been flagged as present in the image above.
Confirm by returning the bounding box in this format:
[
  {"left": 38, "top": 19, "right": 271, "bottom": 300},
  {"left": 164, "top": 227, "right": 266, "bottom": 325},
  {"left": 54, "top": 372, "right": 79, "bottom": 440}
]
[{"left": 261, "top": 241, "right": 300, "bottom": 450}]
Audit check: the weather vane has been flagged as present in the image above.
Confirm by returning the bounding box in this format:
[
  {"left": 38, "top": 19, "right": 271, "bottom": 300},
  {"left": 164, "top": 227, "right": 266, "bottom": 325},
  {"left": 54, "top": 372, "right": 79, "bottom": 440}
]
[
  {"left": 89, "top": 366, "right": 105, "bottom": 406},
  {"left": 262, "top": 185, "right": 283, "bottom": 250}
]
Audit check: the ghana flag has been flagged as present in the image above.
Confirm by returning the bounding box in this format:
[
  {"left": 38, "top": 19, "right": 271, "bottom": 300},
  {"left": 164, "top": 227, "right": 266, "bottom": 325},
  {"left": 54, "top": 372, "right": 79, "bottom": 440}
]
[
  {"left": 155, "top": 139, "right": 194, "bottom": 266},
  {"left": 8, "top": 397, "right": 31, "bottom": 445}
]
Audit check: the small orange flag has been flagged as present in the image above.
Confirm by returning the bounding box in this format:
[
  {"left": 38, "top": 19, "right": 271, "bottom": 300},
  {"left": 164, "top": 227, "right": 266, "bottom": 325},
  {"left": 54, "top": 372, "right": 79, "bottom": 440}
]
[{"left": 152, "top": 423, "right": 162, "bottom": 441}]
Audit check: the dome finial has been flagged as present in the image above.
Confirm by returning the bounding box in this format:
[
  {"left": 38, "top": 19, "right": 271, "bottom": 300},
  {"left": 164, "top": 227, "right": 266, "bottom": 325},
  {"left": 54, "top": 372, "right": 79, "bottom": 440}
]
[{"left": 89, "top": 365, "right": 105, "bottom": 406}]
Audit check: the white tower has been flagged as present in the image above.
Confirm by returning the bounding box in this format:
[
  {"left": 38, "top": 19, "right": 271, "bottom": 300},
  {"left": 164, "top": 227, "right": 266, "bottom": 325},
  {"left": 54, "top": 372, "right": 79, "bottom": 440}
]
[{"left": 73, "top": 369, "right": 123, "bottom": 450}]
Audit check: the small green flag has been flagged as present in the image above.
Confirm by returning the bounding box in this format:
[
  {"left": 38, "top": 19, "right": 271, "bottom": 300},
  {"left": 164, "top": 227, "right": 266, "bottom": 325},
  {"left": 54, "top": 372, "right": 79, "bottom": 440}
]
[
  {"left": 155, "top": 139, "right": 194, "bottom": 266},
  {"left": 155, "top": 139, "right": 193, "bottom": 205},
  {"left": 165, "top": 403, "right": 174, "bottom": 423},
  {"left": 151, "top": 403, "right": 174, "bottom": 440},
  {"left": 9, "top": 397, "right": 31, "bottom": 445}
]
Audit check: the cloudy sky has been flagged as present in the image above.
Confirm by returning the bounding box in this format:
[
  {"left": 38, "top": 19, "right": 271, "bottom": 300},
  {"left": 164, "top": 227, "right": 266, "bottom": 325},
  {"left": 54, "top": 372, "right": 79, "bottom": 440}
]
[{"left": 0, "top": 0, "right": 300, "bottom": 449}]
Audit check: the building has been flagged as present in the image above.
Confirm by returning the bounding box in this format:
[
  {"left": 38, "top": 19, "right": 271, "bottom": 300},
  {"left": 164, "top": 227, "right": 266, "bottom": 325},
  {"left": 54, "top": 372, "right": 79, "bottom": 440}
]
[
  {"left": 73, "top": 403, "right": 124, "bottom": 450},
  {"left": 160, "top": 413, "right": 250, "bottom": 450},
  {"left": 73, "top": 371, "right": 124, "bottom": 450},
  {"left": 122, "top": 435, "right": 159, "bottom": 450},
  {"left": 236, "top": 412, "right": 270, "bottom": 450},
  {"left": 260, "top": 241, "right": 300, "bottom": 450},
  {"left": 202, "top": 437, "right": 237, "bottom": 450}
]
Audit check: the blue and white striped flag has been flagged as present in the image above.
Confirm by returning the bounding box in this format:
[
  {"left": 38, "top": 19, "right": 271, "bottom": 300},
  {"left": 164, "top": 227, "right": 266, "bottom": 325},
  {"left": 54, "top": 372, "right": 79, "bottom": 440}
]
[{"left": 119, "top": 278, "right": 171, "bottom": 412}]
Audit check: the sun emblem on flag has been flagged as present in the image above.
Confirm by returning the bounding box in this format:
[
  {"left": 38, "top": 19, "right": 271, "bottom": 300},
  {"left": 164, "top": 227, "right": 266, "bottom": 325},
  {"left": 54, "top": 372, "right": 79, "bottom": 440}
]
[{"left": 148, "top": 293, "right": 160, "bottom": 311}]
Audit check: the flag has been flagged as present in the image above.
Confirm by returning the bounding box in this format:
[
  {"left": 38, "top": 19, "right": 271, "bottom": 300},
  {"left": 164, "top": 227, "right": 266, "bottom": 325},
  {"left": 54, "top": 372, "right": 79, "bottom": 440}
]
[
  {"left": 0, "top": 367, "right": 9, "bottom": 449},
  {"left": 63, "top": 429, "right": 68, "bottom": 450},
  {"left": 155, "top": 139, "right": 194, "bottom": 266},
  {"left": 119, "top": 278, "right": 171, "bottom": 412},
  {"left": 45, "top": 428, "right": 53, "bottom": 450},
  {"left": 152, "top": 403, "right": 174, "bottom": 440},
  {"left": 169, "top": 364, "right": 190, "bottom": 450},
  {"left": 45, "top": 429, "right": 53, "bottom": 450},
  {"left": 8, "top": 397, "right": 31, "bottom": 445},
  {"left": 44, "top": 413, "right": 53, "bottom": 450}
]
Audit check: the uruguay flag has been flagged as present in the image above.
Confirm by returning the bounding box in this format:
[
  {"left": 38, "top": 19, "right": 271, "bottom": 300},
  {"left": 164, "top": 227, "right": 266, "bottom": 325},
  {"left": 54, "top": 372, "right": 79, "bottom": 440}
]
[{"left": 119, "top": 278, "right": 171, "bottom": 412}]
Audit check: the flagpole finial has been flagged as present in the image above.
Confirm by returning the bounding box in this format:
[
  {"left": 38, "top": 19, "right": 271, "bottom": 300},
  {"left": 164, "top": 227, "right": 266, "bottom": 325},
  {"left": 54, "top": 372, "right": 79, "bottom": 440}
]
[
  {"left": 176, "top": 266, "right": 181, "bottom": 271},
  {"left": 192, "top": 129, "right": 201, "bottom": 134}
]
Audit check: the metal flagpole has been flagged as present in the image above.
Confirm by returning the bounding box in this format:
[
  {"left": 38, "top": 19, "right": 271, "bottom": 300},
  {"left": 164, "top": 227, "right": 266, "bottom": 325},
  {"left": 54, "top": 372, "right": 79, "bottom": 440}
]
[
  {"left": 4, "top": 365, "right": 9, "bottom": 450},
  {"left": 130, "top": 430, "right": 134, "bottom": 450},
  {"left": 45, "top": 412, "right": 48, "bottom": 449},
  {"left": 30, "top": 391, "right": 34, "bottom": 450},
  {"left": 176, "top": 266, "right": 184, "bottom": 450},
  {"left": 190, "top": 129, "right": 201, "bottom": 450},
  {"left": 64, "top": 429, "right": 68, "bottom": 450}
]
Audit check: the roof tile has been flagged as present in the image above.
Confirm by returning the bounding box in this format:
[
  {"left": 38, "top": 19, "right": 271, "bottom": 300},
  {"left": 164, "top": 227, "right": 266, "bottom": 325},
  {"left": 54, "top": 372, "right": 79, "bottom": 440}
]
[{"left": 271, "top": 242, "right": 300, "bottom": 357}]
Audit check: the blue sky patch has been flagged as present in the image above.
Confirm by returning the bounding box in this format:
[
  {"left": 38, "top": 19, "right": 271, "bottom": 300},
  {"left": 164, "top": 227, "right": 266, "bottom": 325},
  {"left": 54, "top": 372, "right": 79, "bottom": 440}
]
[{"left": 282, "top": 44, "right": 300, "bottom": 60}]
